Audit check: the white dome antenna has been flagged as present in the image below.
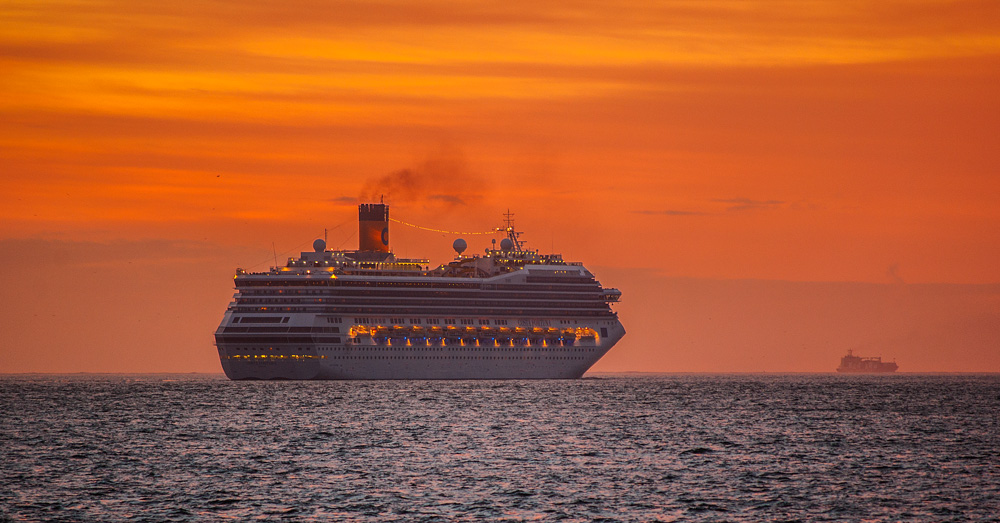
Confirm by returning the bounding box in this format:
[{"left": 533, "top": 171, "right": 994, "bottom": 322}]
[{"left": 453, "top": 238, "right": 467, "bottom": 255}]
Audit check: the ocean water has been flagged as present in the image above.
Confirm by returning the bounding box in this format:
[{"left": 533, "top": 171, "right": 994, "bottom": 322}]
[{"left": 1, "top": 374, "right": 998, "bottom": 522}]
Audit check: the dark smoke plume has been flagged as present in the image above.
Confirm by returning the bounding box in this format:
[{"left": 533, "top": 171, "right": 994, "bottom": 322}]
[{"left": 359, "top": 152, "right": 485, "bottom": 207}]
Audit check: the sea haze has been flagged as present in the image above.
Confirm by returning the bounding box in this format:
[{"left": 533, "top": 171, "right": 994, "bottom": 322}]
[{"left": 2, "top": 374, "right": 998, "bottom": 522}]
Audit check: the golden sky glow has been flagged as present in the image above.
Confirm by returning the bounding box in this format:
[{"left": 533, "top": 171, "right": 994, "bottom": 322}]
[{"left": 2, "top": 0, "right": 999, "bottom": 372}]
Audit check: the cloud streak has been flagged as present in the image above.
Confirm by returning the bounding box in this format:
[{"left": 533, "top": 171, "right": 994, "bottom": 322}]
[
  {"left": 712, "top": 198, "right": 785, "bottom": 212},
  {"left": 631, "top": 209, "right": 707, "bottom": 216},
  {"left": 632, "top": 198, "right": 786, "bottom": 216}
]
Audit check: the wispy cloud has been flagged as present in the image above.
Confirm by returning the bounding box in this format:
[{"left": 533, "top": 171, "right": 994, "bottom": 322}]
[
  {"left": 712, "top": 198, "right": 785, "bottom": 212},
  {"left": 633, "top": 199, "right": 786, "bottom": 215},
  {"left": 428, "top": 194, "right": 466, "bottom": 205},
  {"left": 631, "top": 209, "right": 707, "bottom": 216},
  {"left": 1, "top": 238, "right": 240, "bottom": 268}
]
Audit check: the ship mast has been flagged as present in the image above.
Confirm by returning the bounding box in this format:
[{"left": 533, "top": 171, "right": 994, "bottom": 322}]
[{"left": 501, "top": 209, "right": 525, "bottom": 251}]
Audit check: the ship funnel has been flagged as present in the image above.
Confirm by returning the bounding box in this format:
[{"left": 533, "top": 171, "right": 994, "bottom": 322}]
[{"left": 359, "top": 203, "right": 389, "bottom": 252}]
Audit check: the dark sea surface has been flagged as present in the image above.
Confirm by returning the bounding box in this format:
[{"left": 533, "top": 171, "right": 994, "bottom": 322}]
[{"left": 1, "top": 374, "right": 998, "bottom": 522}]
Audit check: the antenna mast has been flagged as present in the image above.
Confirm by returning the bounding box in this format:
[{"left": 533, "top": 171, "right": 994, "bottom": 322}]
[
  {"left": 503, "top": 209, "right": 515, "bottom": 229},
  {"left": 501, "top": 209, "right": 524, "bottom": 251}
]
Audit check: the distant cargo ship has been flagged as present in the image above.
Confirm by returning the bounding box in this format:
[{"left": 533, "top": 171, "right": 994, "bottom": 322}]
[{"left": 836, "top": 349, "right": 898, "bottom": 373}]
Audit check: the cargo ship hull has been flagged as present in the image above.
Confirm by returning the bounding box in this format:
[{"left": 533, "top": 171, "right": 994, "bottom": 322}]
[{"left": 836, "top": 350, "right": 898, "bottom": 373}]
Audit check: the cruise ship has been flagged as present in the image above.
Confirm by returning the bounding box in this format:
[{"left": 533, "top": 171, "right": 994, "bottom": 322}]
[{"left": 214, "top": 204, "right": 625, "bottom": 379}]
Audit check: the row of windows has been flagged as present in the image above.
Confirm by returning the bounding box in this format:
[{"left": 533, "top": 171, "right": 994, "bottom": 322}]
[
  {"left": 236, "top": 297, "right": 609, "bottom": 308},
  {"left": 352, "top": 317, "right": 515, "bottom": 326},
  {"left": 328, "top": 356, "right": 586, "bottom": 361},
  {"left": 238, "top": 289, "right": 603, "bottom": 299},
  {"left": 225, "top": 354, "right": 583, "bottom": 362},
  {"left": 232, "top": 316, "right": 288, "bottom": 323},
  {"left": 236, "top": 280, "right": 598, "bottom": 293},
  {"left": 215, "top": 336, "right": 342, "bottom": 343},
  {"left": 223, "top": 346, "right": 297, "bottom": 351},
  {"left": 225, "top": 316, "right": 608, "bottom": 328},
  {"left": 477, "top": 318, "right": 509, "bottom": 325},
  {"left": 235, "top": 307, "right": 615, "bottom": 318},
  {"left": 220, "top": 344, "right": 596, "bottom": 354},
  {"left": 525, "top": 276, "right": 596, "bottom": 284},
  {"left": 222, "top": 327, "right": 340, "bottom": 333},
  {"left": 373, "top": 317, "right": 455, "bottom": 325},
  {"left": 340, "top": 344, "right": 594, "bottom": 352},
  {"left": 238, "top": 280, "right": 481, "bottom": 289},
  {"left": 347, "top": 339, "right": 587, "bottom": 348},
  {"left": 225, "top": 354, "right": 327, "bottom": 360}
]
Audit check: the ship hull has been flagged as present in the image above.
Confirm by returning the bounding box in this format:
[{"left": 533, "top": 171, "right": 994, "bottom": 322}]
[
  {"left": 836, "top": 366, "right": 898, "bottom": 374},
  {"left": 220, "top": 352, "right": 608, "bottom": 380},
  {"left": 217, "top": 316, "right": 624, "bottom": 380}
]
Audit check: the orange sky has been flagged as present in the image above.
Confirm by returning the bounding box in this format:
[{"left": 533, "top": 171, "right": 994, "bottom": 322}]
[{"left": 2, "top": 0, "right": 999, "bottom": 373}]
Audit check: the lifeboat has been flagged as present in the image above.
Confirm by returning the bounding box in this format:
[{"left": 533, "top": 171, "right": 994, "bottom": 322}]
[{"left": 390, "top": 325, "right": 409, "bottom": 342}]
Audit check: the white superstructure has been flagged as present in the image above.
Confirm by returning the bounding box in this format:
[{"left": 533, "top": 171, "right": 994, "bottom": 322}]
[{"left": 215, "top": 204, "right": 624, "bottom": 379}]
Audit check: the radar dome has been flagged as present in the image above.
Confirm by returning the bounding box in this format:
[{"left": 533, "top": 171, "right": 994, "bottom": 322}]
[
  {"left": 312, "top": 238, "right": 326, "bottom": 252},
  {"left": 452, "top": 238, "right": 467, "bottom": 255},
  {"left": 499, "top": 238, "right": 514, "bottom": 251}
]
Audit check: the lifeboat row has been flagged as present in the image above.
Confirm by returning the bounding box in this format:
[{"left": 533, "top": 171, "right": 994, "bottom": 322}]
[{"left": 347, "top": 324, "right": 597, "bottom": 344}]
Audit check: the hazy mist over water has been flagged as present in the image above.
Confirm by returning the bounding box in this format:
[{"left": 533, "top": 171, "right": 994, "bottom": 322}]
[{"left": 2, "top": 374, "right": 998, "bottom": 522}]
